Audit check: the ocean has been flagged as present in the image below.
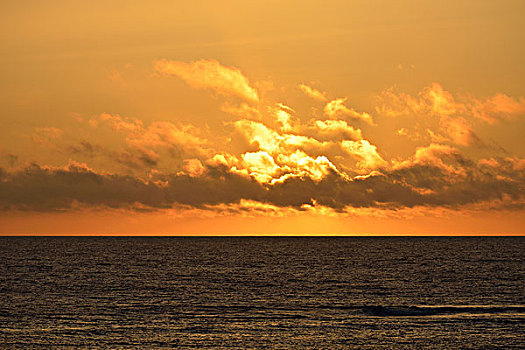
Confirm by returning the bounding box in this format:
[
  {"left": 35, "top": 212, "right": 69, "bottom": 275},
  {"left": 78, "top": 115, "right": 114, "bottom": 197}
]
[{"left": 1, "top": 237, "right": 524, "bottom": 349}]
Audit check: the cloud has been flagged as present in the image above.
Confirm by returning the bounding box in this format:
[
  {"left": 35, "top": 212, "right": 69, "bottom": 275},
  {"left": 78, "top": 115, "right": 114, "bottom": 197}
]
[
  {"left": 107, "top": 69, "right": 126, "bottom": 87},
  {"left": 387, "top": 145, "right": 524, "bottom": 207},
  {"left": 182, "top": 158, "right": 205, "bottom": 177},
  {"left": 89, "top": 113, "right": 211, "bottom": 168},
  {"left": 377, "top": 83, "right": 525, "bottom": 126},
  {"left": 68, "top": 141, "right": 104, "bottom": 157},
  {"left": 2, "top": 150, "right": 522, "bottom": 212},
  {"left": 221, "top": 102, "right": 262, "bottom": 120},
  {"left": 376, "top": 83, "right": 461, "bottom": 118},
  {"left": 309, "top": 120, "right": 362, "bottom": 141},
  {"left": 324, "top": 98, "right": 375, "bottom": 125},
  {"left": 0, "top": 161, "right": 264, "bottom": 211},
  {"left": 241, "top": 151, "right": 280, "bottom": 182},
  {"left": 274, "top": 151, "right": 340, "bottom": 182},
  {"left": 376, "top": 83, "right": 484, "bottom": 146},
  {"left": 231, "top": 119, "right": 339, "bottom": 181},
  {"left": 423, "top": 83, "right": 459, "bottom": 117},
  {"left": 97, "top": 113, "right": 143, "bottom": 133},
  {"left": 154, "top": 59, "right": 259, "bottom": 103},
  {"left": 298, "top": 84, "right": 327, "bottom": 102},
  {"left": 4, "top": 62, "right": 524, "bottom": 218},
  {"left": 32, "top": 127, "right": 63, "bottom": 146},
  {"left": 394, "top": 143, "right": 468, "bottom": 176},
  {"left": 55, "top": 113, "right": 216, "bottom": 175},
  {"left": 0, "top": 152, "right": 19, "bottom": 169},
  {"left": 270, "top": 103, "right": 296, "bottom": 132},
  {"left": 467, "top": 93, "right": 525, "bottom": 124},
  {"left": 341, "top": 140, "right": 387, "bottom": 170},
  {"left": 231, "top": 117, "right": 373, "bottom": 179},
  {"left": 67, "top": 141, "right": 160, "bottom": 169},
  {"left": 439, "top": 116, "right": 481, "bottom": 146},
  {"left": 233, "top": 119, "right": 282, "bottom": 153}
]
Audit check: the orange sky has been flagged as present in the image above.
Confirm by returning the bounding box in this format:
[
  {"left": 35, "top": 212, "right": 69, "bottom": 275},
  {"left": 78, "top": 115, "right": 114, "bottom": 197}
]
[{"left": 1, "top": 1, "right": 524, "bottom": 235}]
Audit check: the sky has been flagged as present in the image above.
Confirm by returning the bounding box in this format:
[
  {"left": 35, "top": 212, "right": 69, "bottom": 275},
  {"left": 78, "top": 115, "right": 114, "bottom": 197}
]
[{"left": 1, "top": 0, "right": 524, "bottom": 235}]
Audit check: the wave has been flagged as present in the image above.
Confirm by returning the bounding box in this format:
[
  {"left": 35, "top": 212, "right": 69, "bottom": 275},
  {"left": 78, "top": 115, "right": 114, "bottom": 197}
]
[
  {"left": 361, "top": 305, "right": 525, "bottom": 317},
  {"left": 176, "top": 304, "right": 525, "bottom": 318}
]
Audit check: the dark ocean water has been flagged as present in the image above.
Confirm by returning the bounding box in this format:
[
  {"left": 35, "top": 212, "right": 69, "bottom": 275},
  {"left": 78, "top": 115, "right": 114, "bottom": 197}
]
[{"left": 1, "top": 237, "right": 524, "bottom": 349}]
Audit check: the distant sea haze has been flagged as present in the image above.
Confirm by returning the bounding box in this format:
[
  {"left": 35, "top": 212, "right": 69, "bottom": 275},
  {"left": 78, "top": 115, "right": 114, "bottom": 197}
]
[{"left": 2, "top": 237, "right": 524, "bottom": 349}]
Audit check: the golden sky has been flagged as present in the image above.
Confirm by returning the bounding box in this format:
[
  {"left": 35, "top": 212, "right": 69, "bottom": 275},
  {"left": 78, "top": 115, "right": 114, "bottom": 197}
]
[{"left": 1, "top": 1, "right": 524, "bottom": 235}]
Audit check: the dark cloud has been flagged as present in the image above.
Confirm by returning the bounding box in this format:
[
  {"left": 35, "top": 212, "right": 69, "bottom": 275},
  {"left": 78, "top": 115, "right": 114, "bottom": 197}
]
[
  {"left": 0, "top": 163, "right": 263, "bottom": 212},
  {"left": 67, "top": 141, "right": 159, "bottom": 169},
  {"left": 7, "top": 154, "right": 18, "bottom": 167},
  {"left": 0, "top": 154, "right": 19, "bottom": 168},
  {"left": 68, "top": 141, "right": 104, "bottom": 156},
  {"left": 0, "top": 153, "right": 523, "bottom": 212}
]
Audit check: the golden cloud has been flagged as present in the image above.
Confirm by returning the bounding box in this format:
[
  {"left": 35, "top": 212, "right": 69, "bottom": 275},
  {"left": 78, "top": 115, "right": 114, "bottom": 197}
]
[
  {"left": 311, "top": 120, "right": 362, "bottom": 141},
  {"left": 221, "top": 102, "right": 262, "bottom": 120},
  {"left": 324, "top": 98, "right": 375, "bottom": 125},
  {"left": 378, "top": 83, "right": 525, "bottom": 125},
  {"left": 376, "top": 83, "right": 483, "bottom": 146},
  {"left": 468, "top": 93, "right": 525, "bottom": 124},
  {"left": 438, "top": 116, "right": 481, "bottom": 146},
  {"left": 154, "top": 59, "right": 259, "bottom": 103},
  {"left": 341, "top": 140, "right": 387, "bottom": 170},
  {"left": 298, "top": 83, "right": 328, "bottom": 102}
]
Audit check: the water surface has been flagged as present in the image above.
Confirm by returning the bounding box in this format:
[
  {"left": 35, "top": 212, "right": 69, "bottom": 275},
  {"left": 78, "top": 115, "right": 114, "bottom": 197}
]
[{"left": 1, "top": 237, "right": 524, "bottom": 349}]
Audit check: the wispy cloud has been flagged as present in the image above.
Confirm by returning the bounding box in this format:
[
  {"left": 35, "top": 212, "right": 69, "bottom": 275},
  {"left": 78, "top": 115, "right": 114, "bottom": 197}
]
[
  {"left": 31, "top": 127, "right": 63, "bottom": 146},
  {"left": 376, "top": 83, "right": 487, "bottom": 146},
  {"left": 377, "top": 83, "right": 525, "bottom": 126},
  {"left": 154, "top": 59, "right": 259, "bottom": 103},
  {"left": 324, "top": 98, "right": 375, "bottom": 125},
  {"left": 468, "top": 93, "right": 525, "bottom": 124},
  {"left": 298, "top": 83, "right": 327, "bottom": 102}
]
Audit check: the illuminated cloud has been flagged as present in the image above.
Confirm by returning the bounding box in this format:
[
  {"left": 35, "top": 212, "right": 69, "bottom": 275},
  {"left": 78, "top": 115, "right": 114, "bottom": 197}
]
[
  {"left": 376, "top": 83, "right": 486, "bottom": 146},
  {"left": 298, "top": 84, "right": 328, "bottom": 101},
  {"left": 270, "top": 103, "right": 296, "bottom": 132},
  {"left": 233, "top": 119, "right": 282, "bottom": 153},
  {"left": 91, "top": 113, "right": 210, "bottom": 160},
  {"left": 182, "top": 158, "right": 205, "bottom": 177},
  {"left": 395, "top": 143, "right": 468, "bottom": 176},
  {"left": 310, "top": 120, "right": 362, "bottom": 141},
  {"left": 68, "top": 113, "right": 214, "bottom": 174},
  {"left": 221, "top": 102, "right": 262, "bottom": 120},
  {"left": 439, "top": 116, "right": 481, "bottom": 146},
  {"left": 378, "top": 83, "right": 525, "bottom": 125},
  {"left": 324, "top": 98, "right": 375, "bottom": 125},
  {"left": 241, "top": 151, "right": 280, "bottom": 182},
  {"left": 468, "top": 93, "right": 525, "bottom": 124},
  {"left": 231, "top": 119, "right": 340, "bottom": 181},
  {"left": 377, "top": 83, "right": 460, "bottom": 118},
  {"left": 341, "top": 140, "right": 387, "bottom": 170},
  {"left": 423, "top": 83, "right": 459, "bottom": 117},
  {"left": 96, "top": 113, "right": 143, "bottom": 133},
  {"left": 154, "top": 59, "right": 259, "bottom": 102},
  {"left": 274, "top": 151, "right": 340, "bottom": 182}
]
